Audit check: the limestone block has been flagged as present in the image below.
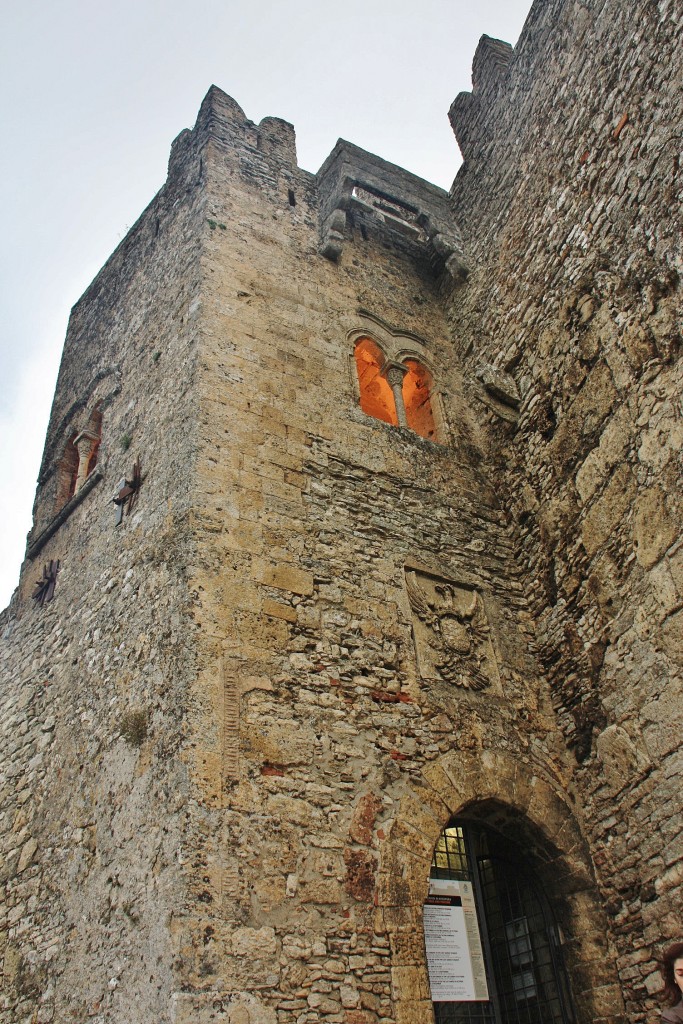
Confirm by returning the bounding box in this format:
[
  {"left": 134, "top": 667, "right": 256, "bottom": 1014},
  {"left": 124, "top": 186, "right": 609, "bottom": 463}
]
[
  {"left": 595, "top": 725, "right": 649, "bottom": 791},
  {"left": 620, "top": 317, "right": 656, "bottom": 369},
  {"left": 389, "top": 924, "right": 430, "bottom": 966},
  {"left": 648, "top": 559, "right": 679, "bottom": 616},
  {"left": 420, "top": 762, "right": 465, "bottom": 810},
  {"left": 668, "top": 545, "right": 683, "bottom": 597},
  {"left": 233, "top": 610, "right": 290, "bottom": 651},
  {"left": 340, "top": 984, "right": 360, "bottom": 1008},
  {"left": 256, "top": 562, "right": 314, "bottom": 596},
  {"left": 392, "top": 964, "right": 431, "bottom": 1002},
  {"left": 262, "top": 598, "right": 297, "bottom": 622},
  {"left": 307, "top": 992, "right": 342, "bottom": 1012},
  {"left": 537, "top": 490, "right": 578, "bottom": 549},
  {"left": 409, "top": 777, "right": 453, "bottom": 822},
  {"left": 376, "top": 846, "right": 431, "bottom": 908},
  {"left": 241, "top": 719, "right": 316, "bottom": 766},
  {"left": 298, "top": 877, "right": 343, "bottom": 904},
  {"left": 641, "top": 691, "right": 682, "bottom": 759},
  {"left": 638, "top": 404, "right": 683, "bottom": 473},
  {"left": 303, "top": 846, "right": 344, "bottom": 880},
  {"left": 349, "top": 792, "right": 384, "bottom": 845},
  {"left": 344, "top": 846, "right": 378, "bottom": 902},
  {"left": 171, "top": 991, "right": 277, "bottom": 1024},
  {"left": 575, "top": 404, "right": 631, "bottom": 503},
  {"left": 632, "top": 485, "right": 678, "bottom": 568},
  {"left": 576, "top": 982, "right": 625, "bottom": 1019},
  {"left": 550, "top": 362, "right": 617, "bottom": 472},
  {"left": 394, "top": 997, "right": 434, "bottom": 1024},
  {"left": 267, "top": 794, "right": 318, "bottom": 827},
  {"left": 475, "top": 363, "right": 520, "bottom": 407},
  {"left": 387, "top": 817, "right": 437, "bottom": 862},
  {"left": 230, "top": 926, "right": 277, "bottom": 959},
  {"left": 586, "top": 552, "right": 622, "bottom": 615},
  {"left": 17, "top": 837, "right": 38, "bottom": 873},
  {"left": 343, "top": 1011, "right": 378, "bottom": 1024},
  {"left": 526, "top": 781, "right": 573, "bottom": 852},
  {"left": 581, "top": 464, "right": 636, "bottom": 557},
  {"left": 562, "top": 893, "right": 613, "bottom": 963},
  {"left": 658, "top": 608, "right": 683, "bottom": 667}
]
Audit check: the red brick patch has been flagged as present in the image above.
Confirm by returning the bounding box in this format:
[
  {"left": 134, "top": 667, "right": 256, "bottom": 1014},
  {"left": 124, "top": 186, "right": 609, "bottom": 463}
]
[
  {"left": 370, "top": 690, "right": 413, "bottom": 703},
  {"left": 349, "top": 793, "right": 383, "bottom": 845},
  {"left": 612, "top": 112, "right": 628, "bottom": 140},
  {"left": 344, "top": 847, "right": 378, "bottom": 902}
]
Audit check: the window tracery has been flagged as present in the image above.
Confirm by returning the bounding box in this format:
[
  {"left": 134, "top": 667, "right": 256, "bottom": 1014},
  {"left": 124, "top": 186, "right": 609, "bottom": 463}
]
[
  {"left": 55, "top": 403, "right": 103, "bottom": 511},
  {"left": 353, "top": 332, "right": 442, "bottom": 443}
]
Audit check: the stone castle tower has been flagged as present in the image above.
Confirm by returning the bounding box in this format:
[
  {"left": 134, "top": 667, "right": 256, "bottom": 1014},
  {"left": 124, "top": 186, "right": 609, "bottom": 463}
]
[{"left": 1, "top": 0, "right": 680, "bottom": 1022}]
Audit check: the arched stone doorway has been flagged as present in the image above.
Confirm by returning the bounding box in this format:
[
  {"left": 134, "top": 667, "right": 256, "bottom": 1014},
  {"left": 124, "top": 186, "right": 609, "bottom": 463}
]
[
  {"left": 376, "top": 750, "right": 625, "bottom": 1024},
  {"left": 427, "top": 816, "right": 574, "bottom": 1023}
]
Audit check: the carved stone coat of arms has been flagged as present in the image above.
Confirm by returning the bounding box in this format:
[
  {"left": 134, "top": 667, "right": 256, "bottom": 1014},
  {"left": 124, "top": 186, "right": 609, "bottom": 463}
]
[{"left": 405, "top": 569, "right": 499, "bottom": 692}]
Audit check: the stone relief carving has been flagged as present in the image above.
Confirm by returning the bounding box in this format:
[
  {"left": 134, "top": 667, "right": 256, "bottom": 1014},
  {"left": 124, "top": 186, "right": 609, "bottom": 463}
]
[{"left": 405, "top": 569, "right": 499, "bottom": 692}]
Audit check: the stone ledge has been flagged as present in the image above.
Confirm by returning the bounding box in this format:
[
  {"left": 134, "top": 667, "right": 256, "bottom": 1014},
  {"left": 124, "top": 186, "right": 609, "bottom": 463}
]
[{"left": 27, "top": 469, "right": 103, "bottom": 559}]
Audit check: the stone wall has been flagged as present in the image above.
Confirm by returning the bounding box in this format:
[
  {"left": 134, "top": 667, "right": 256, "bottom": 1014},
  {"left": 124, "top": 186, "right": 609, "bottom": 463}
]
[
  {"left": 1, "top": 0, "right": 680, "bottom": 1020},
  {"left": 0, "top": 112, "right": 206, "bottom": 1021},
  {"left": 448, "top": 0, "right": 682, "bottom": 1019},
  {"left": 168, "top": 87, "right": 619, "bottom": 1023}
]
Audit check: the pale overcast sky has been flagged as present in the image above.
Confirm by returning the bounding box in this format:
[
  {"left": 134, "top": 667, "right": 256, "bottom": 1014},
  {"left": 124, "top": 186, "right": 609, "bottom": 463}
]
[{"left": 0, "top": 0, "right": 531, "bottom": 610}]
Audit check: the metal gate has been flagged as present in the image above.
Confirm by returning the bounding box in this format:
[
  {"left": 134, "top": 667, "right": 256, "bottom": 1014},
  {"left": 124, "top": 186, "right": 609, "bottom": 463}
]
[{"left": 430, "top": 822, "right": 575, "bottom": 1024}]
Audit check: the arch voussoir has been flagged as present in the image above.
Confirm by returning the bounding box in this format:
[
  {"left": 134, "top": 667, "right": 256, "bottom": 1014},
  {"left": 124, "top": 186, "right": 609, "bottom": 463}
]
[{"left": 380, "top": 748, "right": 624, "bottom": 1024}]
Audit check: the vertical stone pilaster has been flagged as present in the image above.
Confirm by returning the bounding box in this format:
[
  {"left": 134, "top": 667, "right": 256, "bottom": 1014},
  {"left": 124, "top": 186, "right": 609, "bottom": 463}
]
[{"left": 221, "top": 657, "right": 240, "bottom": 792}]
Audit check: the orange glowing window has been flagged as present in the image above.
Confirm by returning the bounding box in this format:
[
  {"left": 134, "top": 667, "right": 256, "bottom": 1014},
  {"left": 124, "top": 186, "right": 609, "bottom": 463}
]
[
  {"left": 402, "top": 359, "right": 437, "bottom": 441},
  {"left": 354, "top": 338, "right": 398, "bottom": 425}
]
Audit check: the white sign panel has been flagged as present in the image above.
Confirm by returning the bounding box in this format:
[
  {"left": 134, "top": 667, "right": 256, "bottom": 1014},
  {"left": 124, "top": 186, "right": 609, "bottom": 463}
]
[{"left": 424, "top": 878, "right": 489, "bottom": 1002}]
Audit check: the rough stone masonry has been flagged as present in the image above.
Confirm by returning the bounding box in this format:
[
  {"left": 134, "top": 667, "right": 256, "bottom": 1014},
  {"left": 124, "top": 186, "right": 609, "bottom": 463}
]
[{"left": 0, "top": 0, "right": 680, "bottom": 1022}]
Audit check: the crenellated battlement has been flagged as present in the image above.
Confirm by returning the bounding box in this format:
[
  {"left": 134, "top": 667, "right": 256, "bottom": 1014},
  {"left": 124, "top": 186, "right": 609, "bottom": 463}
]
[{"left": 449, "top": 34, "right": 514, "bottom": 163}]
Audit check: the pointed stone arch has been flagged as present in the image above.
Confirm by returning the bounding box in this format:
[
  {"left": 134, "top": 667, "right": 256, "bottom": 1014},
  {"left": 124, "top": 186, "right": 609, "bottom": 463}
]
[{"left": 376, "top": 749, "right": 625, "bottom": 1024}]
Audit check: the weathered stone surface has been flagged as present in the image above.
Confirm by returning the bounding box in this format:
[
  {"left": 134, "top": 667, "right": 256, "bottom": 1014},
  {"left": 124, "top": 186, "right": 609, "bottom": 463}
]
[
  {"left": 0, "top": 3, "right": 680, "bottom": 1023},
  {"left": 241, "top": 718, "right": 316, "bottom": 767},
  {"left": 632, "top": 485, "right": 678, "bottom": 569},
  {"left": 581, "top": 463, "right": 637, "bottom": 557}
]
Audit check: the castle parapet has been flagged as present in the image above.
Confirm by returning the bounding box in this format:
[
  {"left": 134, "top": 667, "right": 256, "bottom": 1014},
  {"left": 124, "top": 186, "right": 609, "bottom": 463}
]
[
  {"left": 168, "top": 85, "right": 297, "bottom": 184},
  {"left": 449, "top": 34, "right": 513, "bottom": 163}
]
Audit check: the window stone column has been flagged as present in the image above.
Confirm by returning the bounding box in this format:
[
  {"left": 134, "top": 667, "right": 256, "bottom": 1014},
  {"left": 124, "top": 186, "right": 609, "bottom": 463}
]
[
  {"left": 382, "top": 361, "right": 409, "bottom": 427},
  {"left": 73, "top": 430, "right": 100, "bottom": 492}
]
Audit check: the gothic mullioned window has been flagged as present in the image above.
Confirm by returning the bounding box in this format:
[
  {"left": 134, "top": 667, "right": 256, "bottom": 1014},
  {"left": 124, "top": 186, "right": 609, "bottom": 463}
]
[
  {"left": 354, "top": 335, "right": 440, "bottom": 442},
  {"left": 54, "top": 404, "right": 103, "bottom": 511}
]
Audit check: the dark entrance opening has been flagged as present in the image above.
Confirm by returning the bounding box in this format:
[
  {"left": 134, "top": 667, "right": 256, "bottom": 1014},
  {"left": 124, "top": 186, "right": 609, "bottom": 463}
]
[{"left": 429, "top": 821, "right": 575, "bottom": 1024}]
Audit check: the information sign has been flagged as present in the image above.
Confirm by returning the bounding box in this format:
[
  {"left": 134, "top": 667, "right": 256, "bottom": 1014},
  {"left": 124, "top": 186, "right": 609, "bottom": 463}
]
[{"left": 423, "top": 878, "right": 489, "bottom": 1002}]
